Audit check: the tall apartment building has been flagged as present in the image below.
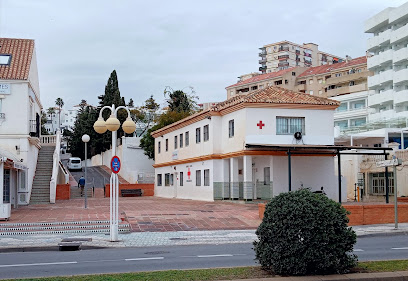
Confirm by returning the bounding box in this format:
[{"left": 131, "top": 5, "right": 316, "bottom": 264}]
[
  {"left": 258, "top": 40, "right": 343, "bottom": 73},
  {"left": 226, "top": 56, "right": 371, "bottom": 132},
  {"left": 365, "top": 2, "right": 408, "bottom": 123}
]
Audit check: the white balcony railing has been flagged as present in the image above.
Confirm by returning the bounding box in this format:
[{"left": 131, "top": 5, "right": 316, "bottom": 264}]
[
  {"left": 367, "top": 69, "right": 393, "bottom": 88},
  {"left": 394, "top": 90, "right": 408, "bottom": 105},
  {"left": 393, "top": 47, "right": 408, "bottom": 64},
  {"left": 49, "top": 130, "right": 61, "bottom": 204},
  {"left": 367, "top": 49, "right": 393, "bottom": 70},
  {"left": 368, "top": 90, "right": 394, "bottom": 107},
  {"left": 391, "top": 24, "right": 408, "bottom": 44},
  {"left": 367, "top": 29, "right": 391, "bottom": 51},
  {"left": 394, "top": 68, "right": 408, "bottom": 85}
]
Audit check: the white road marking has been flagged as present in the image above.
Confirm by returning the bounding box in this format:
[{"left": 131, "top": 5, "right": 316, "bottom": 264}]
[
  {"left": 354, "top": 249, "right": 364, "bottom": 252},
  {"left": 197, "top": 254, "right": 234, "bottom": 258},
  {"left": 125, "top": 257, "right": 164, "bottom": 261},
  {"left": 392, "top": 247, "right": 408, "bottom": 250},
  {"left": 0, "top": 261, "right": 77, "bottom": 268}
]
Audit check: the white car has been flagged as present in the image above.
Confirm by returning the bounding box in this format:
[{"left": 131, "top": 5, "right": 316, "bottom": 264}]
[{"left": 67, "top": 157, "right": 82, "bottom": 171}]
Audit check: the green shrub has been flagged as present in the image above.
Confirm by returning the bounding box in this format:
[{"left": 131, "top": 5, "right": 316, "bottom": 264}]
[{"left": 253, "top": 188, "right": 357, "bottom": 276}]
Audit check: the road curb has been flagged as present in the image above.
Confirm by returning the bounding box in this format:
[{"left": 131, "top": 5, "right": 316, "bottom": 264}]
[{"left": 357, "top": 230, "right": 408, "bottom": 238}]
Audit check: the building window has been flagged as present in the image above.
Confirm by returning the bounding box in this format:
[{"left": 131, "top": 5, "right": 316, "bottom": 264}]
[
  {"left": 185, "top": 131, "right": 189, "bottom": 146},
  {"left": 309, "top": 79, "right": 313, "bottom": 84},
  {"left": 165, "top": 173, "right": 170, "bottom": 186},
  {"left": 292, "top": 72, "right": 296, "bottom": 76},
  {"left": 165, "top": 139, "right": 168, "bottom": 151},
  {"left": 370, "top": 172, "right": 394, "bottom": 195},
  {"left": 180, "top": 172, "right": 184, "bottom": 186},
  {"left": 157, "top": 174, "right": 162, "bottom": 186},
  {"left": 204, "top": 169, "right": 210, "bottom": 186},
  {"left": 203, "top": 125, "right": 209, "bottom": 141},
  {"left": 229, "top": 120, "right": 234, "bottom": 138},
  {"left": 0, "top": 54, "right": 11, "bottom": 65},
  {"left": 170, "top": 174, "right": 174, "bottom": 186},
  {"left": 176, "top": 134, "right": 181, "bottom": 149},
  {"left": 276, "top": 117, "right": 305, "bottom": 135},
  {"left": 196, "top": 128, "right": 201, "bottom": 143},
  {"left": 196, "top": 170, "right": 201, "bottom": 186},
  {"left": 174, "top": 135, "right": 178, "bottom": 149},
  {"left": 264, "top": 167, "right": 270, "bottom": 185},
  {"left": 309, "top": 90, "right": 314, "bottom": 95},
  {"left": 158, "top": 141, "right": 161, "bottom": 154}
]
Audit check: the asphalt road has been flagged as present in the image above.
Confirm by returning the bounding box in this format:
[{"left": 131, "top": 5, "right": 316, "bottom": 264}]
[{"left": 2, "top": 234, "right": 408, "bottom": 279}]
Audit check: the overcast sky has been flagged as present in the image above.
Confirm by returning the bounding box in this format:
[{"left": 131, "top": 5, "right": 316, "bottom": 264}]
[{"left": 0, "top": 0, "right": 407, "bottom": 110}]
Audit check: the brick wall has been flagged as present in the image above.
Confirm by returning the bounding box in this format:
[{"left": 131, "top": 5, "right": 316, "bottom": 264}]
[
  {"left": 104, "top": 183, "right": 154, "bottom": 197},
  {"left": 56, "top": 184, "right": 70, "bottom": 200},
  {"left": 258, "top": 203, "right": 408, "bottom": 226}
]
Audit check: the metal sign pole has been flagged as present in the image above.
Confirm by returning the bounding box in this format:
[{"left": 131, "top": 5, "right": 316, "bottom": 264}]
[{"left": 394, "top": 164, "right": 398, "bottom": 229}]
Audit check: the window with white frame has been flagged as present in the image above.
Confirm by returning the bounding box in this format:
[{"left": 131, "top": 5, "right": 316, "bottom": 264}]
[
  {"left": 170, "top": 174, "right": 174, "bottom": 185},
  {"left": 165, "top": 173, "right": 170, "bottom": 186},
  {"left": 180, "top": 172, "right": 184, "bottom": 186},
  {"left": 196, "top": 128, "right": 201, "bottom": 143},
  {"left": 204, "top": 169, "right": 210, "bottom": 186},
  {"left": 196, "top": 170, "right": 201, "bottom": 186},
  {"left": 276, "top": 117, "right": 305, "bottom": 135},
  {"left": 174, "top": 135, "right": 178, "bottom": 149},
  {"left": 180, "top": 133, "right": 183, "bottom": 148},
  {"left": 264, "top": 167, "right": 270, "bottom": 185},
  {"left": 157, "top": 174, "right": 162, "bottom": 186},
  {"left": 203, "top": 125, "right": 209, "bottom": 141},
  {"left": 165, "top": 139, "right": 168, "bottom": 151},
  {"left": 0, "top": 54, "right": 11, "bottom": 65},
  {"left": 158, "top": 141, "right": 161, "bottom": 154},
  {"left": 185, "top": 131, "right": 189, "bottom": 146},
  {"left": 229, "top": 120, "right": 234, "bottom": 138}
]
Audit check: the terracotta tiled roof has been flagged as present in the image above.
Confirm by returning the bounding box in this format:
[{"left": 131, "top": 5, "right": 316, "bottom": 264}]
[
  {"left": 213, "top": 86, "right": 340, "bottom": 111},
  {"left": 298, "top": 56, "right": 367, "bottom": 78},
  {"left": 226, "top": 68, "right": 295, "bottom": 89},
  {"left": 151, "top": 86, "right": 339, "bottom": 137},
  {"left": 0, "top": 38, "right": 34, "bottom": 80}
]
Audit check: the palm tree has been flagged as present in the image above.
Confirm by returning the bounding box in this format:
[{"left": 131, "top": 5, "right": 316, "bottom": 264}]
[{"left": 55, "top": 98, "right": 64, "bottom": 130}]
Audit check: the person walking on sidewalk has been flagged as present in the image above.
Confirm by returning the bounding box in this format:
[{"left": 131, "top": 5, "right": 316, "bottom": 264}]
[{"left": 78, "top": 176, "right": 85, "bottom": 197}]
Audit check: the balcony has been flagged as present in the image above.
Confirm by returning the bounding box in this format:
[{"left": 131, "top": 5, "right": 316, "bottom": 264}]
[
  {"left": 258, "top": 52, "right": 266, "bottom": 57},
  {"left": 295, "top": 50, "right": 300, "bottom": 55},
  {"left": 369, "top": 110, "right": 396, "bottom": 122},
  {"left": 279, "top": 46, "right": 289, "bottom": 51},
  {"left": 394, "top": 90, "right": 408, "bottom": 105},
  {"left": 367, "top": 29, "right": 391, "bottom": 51},
  {"left": 334, "top": 107, "right": 369, "bottom": 120},
  {"left": 278, "top": 62, "right": 289, "bottom": 67},
  {"left": 367, "top": 90, "right": 394, "bottom": 107},
  {"left": 29, "top": 120, "right": 40, "bottom": 138},
  {"left": 394, "top": 68, "right": 408, "bottom": 85},
  {"left": 326, "top": 71, "right": 371, "bottom": 85},
  {"left": 259, "top": 65, "right": 267, "bottom": 72},
  {"left": 259, "top": 58, "right": 267, "bottom": 64},
  {"left": 391, "top": 24, "right": 408, "bottom": 44},
  {"left": 367, "top": 49, "right": 393, "bottom": 70},
  {"left": 393, "top": 47, "right": 408, "bottom": 64},
  {"left": 278, "top": 55, "right": 289, "bottom": 60},
  {"left": 304, "top": 59, "right": 312, "bottom": 65},
  {"left": 296, "top": 84, "right": 306, "bottom": 91},
  {"left": 327, "top": 84, "right": 367, "bottom": 97},
  {"left": 367, "top": 69, "right": 393, "bottom": 88}
]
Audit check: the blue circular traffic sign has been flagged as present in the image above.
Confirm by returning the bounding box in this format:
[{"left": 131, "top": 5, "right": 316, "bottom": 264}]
[{"left": 111, "top": 156, "right": 121, "bottom": 174}]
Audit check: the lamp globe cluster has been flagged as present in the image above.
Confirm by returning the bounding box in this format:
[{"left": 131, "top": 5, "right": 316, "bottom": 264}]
[{"left": 93, "top": 115, "right": 136, "bottom": 134}]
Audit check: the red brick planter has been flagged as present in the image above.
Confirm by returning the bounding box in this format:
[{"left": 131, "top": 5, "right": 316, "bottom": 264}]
[
  {"left": 56, "top": 184, "right": 70, "bottom": 200},
  {"left": 104, "top": 183, "right": 154, "bottom": 197}
]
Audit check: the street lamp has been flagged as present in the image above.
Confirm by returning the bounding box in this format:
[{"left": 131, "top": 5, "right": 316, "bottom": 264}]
[
  {"left": 93, "top": 105, "right": 136, "bottom": 242},
  {"left": 82, "top": 134, "right": 90, "bottom": 209}
]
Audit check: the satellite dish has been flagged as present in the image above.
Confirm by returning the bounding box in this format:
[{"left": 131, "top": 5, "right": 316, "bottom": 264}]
[{"left": 294, "top": 132, "right": 302, "bottom": 140}]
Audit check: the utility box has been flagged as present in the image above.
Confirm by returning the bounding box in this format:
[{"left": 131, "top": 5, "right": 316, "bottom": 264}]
[{"left": 0, "top": 203, "right": 11, "bottom": 220}]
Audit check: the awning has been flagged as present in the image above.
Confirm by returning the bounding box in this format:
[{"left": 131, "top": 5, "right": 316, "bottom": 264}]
[{"left": 0, "top": 148, "right": 27, "bottom": 170}]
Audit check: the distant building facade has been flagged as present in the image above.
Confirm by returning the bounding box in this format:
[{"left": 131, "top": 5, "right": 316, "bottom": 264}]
[{"left": 258, "top": 40, "right": 343, "bottom": 73}]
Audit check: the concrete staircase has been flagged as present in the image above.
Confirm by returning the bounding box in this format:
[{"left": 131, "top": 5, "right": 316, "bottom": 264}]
[
  {"left": 30, "top": 146, "right": 55, "bottom": 204},
  {"left": 70, "top": 186, "right": 93, "bottom": 199}
]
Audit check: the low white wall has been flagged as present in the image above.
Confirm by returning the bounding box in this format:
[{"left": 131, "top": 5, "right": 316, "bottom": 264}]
[{"left": 88, "top": 137, "right": 154, "bottom": 184}]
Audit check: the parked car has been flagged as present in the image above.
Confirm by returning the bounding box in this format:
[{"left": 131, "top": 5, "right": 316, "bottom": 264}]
[{"left": 67, "top": 157, "right": 82, "bottom": 171}]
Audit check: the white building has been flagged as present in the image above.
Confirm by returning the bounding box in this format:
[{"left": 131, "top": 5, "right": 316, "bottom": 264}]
[
  {"left": 365, "top": 2, "right": 408, "bottom": 122},
  {"left": 0, "top": 38, "right": 42, "bottom": 216},
  {"left": 152, "top": 86, "right": 345, "bottom": 202}
]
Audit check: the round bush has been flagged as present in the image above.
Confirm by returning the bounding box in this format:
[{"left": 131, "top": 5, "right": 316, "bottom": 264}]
[{"left": 253, "top": 188, "right": 357, "bottom": 276}]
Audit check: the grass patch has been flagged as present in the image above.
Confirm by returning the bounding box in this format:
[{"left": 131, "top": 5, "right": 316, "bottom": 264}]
[
  {"left": 8, "top": 266, "right": 271, "bottom": 281},
  {"left": 358, "top": 260, "right": 408, "bottom": 272},
  {"left": 8, "top": 261, "right": 408, "bottom": 281}
]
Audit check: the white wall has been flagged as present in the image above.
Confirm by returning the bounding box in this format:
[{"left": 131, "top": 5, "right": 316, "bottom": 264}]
[
  {"left": 245, "top": 107, "right": 335, "bottom": 145},
  {"left": 155, "top": 159, "right": 214, "bottom": 201}
]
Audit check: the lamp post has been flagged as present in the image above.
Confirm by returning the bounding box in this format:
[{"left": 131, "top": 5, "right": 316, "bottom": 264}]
[
  {"left": 82, "top": 134, "right": 90, "bottom": 209},
  {"left": 93, "top": 104, "right": 136, "bottom": 242}
]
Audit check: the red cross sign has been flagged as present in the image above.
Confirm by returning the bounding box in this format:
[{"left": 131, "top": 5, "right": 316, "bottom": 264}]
[
  {"left": 257, "top": 121, "right": 265, "bottom": 129},
  {"left": 187, "top": 168, "right": 191, "bottom": 180}
]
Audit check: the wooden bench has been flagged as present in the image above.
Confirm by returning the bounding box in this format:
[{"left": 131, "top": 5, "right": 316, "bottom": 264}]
[{"left": 121, "top": 189, "right": 142, "bottom": 197}]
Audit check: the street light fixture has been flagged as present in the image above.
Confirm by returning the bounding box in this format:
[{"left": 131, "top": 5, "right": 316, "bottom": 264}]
[
  {"left": 82, "top": 134, "right": 90, "bottom": 209},
  {"left": 93, "top": 104, "right": 136, "bottom": 242}
]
